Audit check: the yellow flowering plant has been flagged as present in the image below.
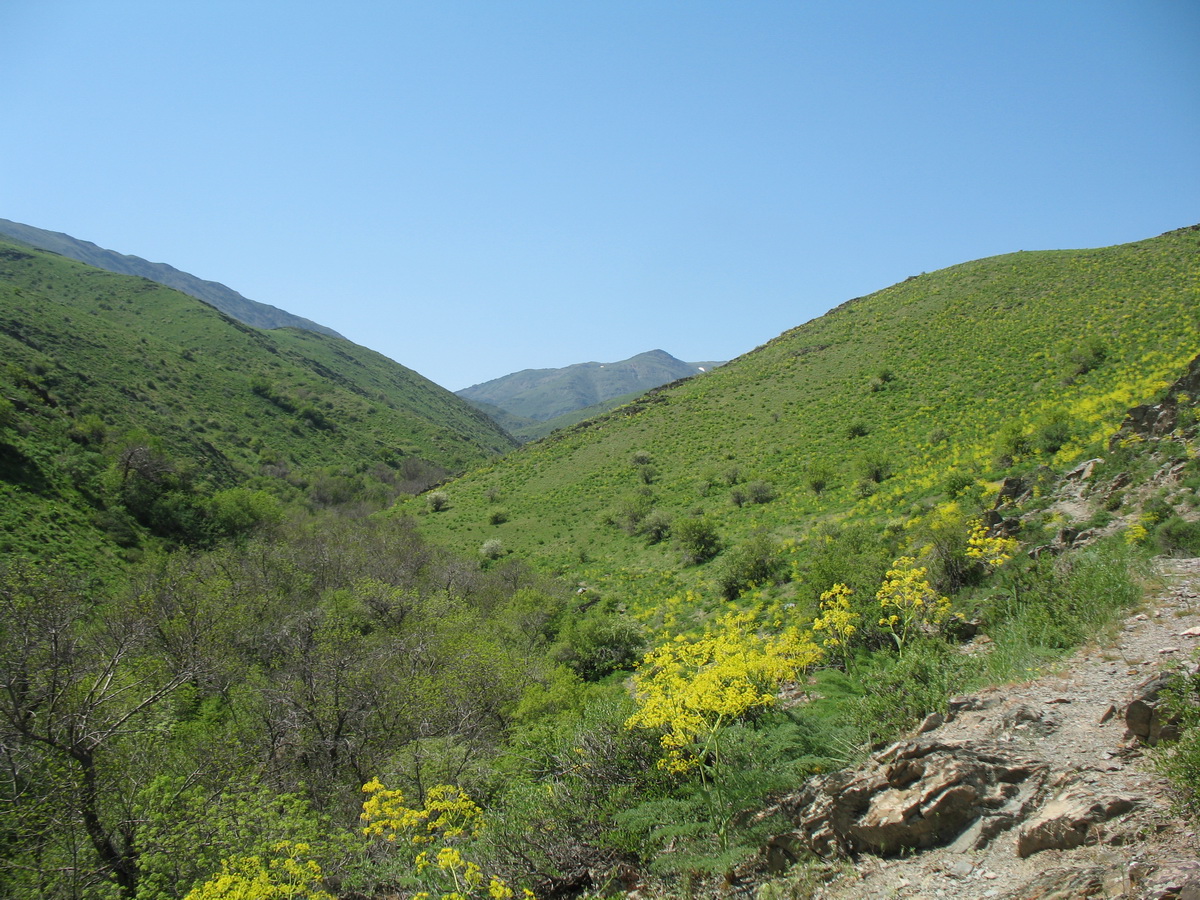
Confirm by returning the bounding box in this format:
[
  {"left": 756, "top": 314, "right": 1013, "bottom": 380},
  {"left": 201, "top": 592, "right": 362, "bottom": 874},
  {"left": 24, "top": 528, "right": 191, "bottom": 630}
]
[
  {"left": 360, "top": 780, "right": 515, "bottom": 900},
  {"left": 811, "top": 583, "right": 860, "bottom": 674},
  {"left": 965, "top": 519, "right": 1018, "bottom": 568},
  {"left": 182, "top": 841, "right": 333, "bottom": 900},
  {"left": 876, "top": 557, "right": 953, "bottom": 656},
  {"left": 625, "top": 611, "right": 823, "bottom": 850}
]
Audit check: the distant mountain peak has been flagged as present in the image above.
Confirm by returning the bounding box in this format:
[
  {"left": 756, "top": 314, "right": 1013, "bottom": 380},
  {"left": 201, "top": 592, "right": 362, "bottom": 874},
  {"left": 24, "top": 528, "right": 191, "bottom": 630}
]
[{"left": 457, "top": 349, "right": 724, "bottom": 439}]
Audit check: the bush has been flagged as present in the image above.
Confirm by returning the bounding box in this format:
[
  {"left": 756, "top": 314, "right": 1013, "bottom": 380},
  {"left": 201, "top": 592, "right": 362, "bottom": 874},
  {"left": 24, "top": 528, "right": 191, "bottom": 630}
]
[
  {"left": 426, "top": 490, "right": 450, "bottom": 512},
  {"left": 1068, "top": 339, "right": 1107, "bottom": 376},
  {"left": 552, "top": 605, "right": 644, "bottom": 680},
  {"left": 856, "top": 453, "right": 891, "bottom": 484},
  {"left": 1155, "top": 517, "right": 1200, "bottom": 555},
  {"left": 1032, "top": 412, "right": 1073, "bottom": 455},
  {"left": 674, "top": 515, "right": 722, "bottom": 565},
  {"left": 745, "top": 480, "right": 778, "bottom": 505},
  {"left": 715, "top": 533, "right": 784, "bottom": 600},
  {"left": 805, "top": 464, "right": 834, "bottom": 496},
  {"left": 480, "top": 538, "right": 504, "bottom": 560},
  {"left": 610, "top": 489, "right": 653, "bottom": 535},
  {"left": 639, "top": 509, "right": 672, "bottom": 545}
]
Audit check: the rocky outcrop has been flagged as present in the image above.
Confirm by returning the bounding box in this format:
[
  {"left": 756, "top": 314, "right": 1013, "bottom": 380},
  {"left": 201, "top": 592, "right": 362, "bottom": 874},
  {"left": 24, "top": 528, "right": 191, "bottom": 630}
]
[
  {"left": 765, "top": 737, "right": 1049, "bottom": 867},
  {"left": 756, "top": 562, "right": 1200, "bottom": 900},
  {"left": 1111, "top": 352, "right": 1200, "bottom": 444},
  {"left": 1014, "top": 785, "right": 1141, "bottom": 857}
]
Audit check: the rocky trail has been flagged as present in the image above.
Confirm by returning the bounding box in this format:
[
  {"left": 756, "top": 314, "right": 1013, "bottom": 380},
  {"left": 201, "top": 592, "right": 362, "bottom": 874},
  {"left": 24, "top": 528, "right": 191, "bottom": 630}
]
[{"left": 763, "top": 558, "right": 1200, "bottom": 900}]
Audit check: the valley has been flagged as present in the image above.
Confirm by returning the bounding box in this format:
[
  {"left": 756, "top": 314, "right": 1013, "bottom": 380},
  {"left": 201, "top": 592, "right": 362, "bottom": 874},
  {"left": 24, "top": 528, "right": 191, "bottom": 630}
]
[{"left": 0, "top": 224, "right": 1197, "bottom": 899}]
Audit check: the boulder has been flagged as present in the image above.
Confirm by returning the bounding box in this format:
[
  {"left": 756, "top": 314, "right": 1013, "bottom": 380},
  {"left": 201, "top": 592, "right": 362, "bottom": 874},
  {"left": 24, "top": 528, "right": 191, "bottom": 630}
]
[
  {"left": 1014, "top": 786, "right": 1140, "bottom": 857},
  {"left": 768, "top": 738, "right": 1048, "bottom": 860},
  {"left": 1124, "top": 671, "right": 1183, "bottom": 746}
]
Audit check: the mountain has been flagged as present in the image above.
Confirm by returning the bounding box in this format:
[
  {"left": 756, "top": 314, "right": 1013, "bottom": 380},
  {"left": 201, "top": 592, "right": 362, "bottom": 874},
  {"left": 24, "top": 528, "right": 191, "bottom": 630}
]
[
  {"left": 456, "top": 349, "right": 722, "bottom": 436},
  {"left": 402, "top": 226, "right": 1200, "bottom": 608},
  {"left": 0, "top": 217, "right": 343, "bottom": 338},
  {"left": 0, "top": 238, "right": 516, "bottom": 567}
]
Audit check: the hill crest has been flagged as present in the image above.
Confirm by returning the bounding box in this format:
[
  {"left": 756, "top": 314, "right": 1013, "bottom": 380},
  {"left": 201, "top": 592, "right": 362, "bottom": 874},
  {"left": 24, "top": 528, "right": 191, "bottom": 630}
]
[{"left": 0, "top": 217, "right": 343, "bottom": 338}]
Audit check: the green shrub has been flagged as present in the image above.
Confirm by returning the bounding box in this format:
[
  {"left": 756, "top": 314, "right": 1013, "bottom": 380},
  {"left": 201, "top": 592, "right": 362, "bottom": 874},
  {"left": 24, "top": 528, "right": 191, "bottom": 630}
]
[
  {"left": 639, "top": 509, "right": 672, "bottom": 545},
  {"left": 745, "top": 480, "right": 778, "bottom": 505},
  {"left": 674, "top": 515, "right": 723, "bottom": 565},
  {"left": 715, "top": 533, "right": 784, "bottom": 600},
  {"left": 1033, "top": 417, "right": 1072, "bottom": 456},
  {"left": 856, "top": 453, "right": 891, "bottom": 484},
  {"left": 805, "top": 463, "right": 834, "bottom": 495},
  {"left": 1155, "top": 517, "right": 1200, "bottom": 555},
  {"left": 552, "top": 605, "right": 644, "bottom": 680}
]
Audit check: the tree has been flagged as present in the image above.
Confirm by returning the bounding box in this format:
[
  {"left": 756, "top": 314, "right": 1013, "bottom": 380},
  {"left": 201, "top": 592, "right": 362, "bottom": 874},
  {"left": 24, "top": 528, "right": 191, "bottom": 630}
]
[{"left": 0, "top": 562, "right": 194, "bottom": 897}]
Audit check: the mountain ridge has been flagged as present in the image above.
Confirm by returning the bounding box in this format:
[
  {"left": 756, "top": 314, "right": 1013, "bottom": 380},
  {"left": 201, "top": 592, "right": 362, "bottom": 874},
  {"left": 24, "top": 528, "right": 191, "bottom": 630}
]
[
  {"left": 0, "top": 217, "right": 344, "bottom": 338},
  {"left": 0, "top": 237, "right": 516, "bottom": 566},
  {"left": 457, "top": 348, "right": 723, "bottom": 439}
]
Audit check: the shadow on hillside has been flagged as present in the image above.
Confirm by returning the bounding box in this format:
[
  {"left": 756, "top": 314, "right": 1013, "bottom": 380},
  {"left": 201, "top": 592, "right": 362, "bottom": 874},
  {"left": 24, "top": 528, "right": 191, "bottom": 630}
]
[{"left": 0, "top": 444, "right": 51, "bottom": 495}]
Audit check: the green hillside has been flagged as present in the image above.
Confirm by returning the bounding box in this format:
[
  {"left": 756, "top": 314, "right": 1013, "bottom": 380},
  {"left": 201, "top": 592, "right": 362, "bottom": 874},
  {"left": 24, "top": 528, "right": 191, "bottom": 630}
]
[
  {"left": 402, "top": 226, "right": 1200, "bottom": 608},
  {"left": 0, "top": 239, "right": 516, "bottom": 565},
  {"left": 0, "top": 217, "right": 344, "bottom": 337}
]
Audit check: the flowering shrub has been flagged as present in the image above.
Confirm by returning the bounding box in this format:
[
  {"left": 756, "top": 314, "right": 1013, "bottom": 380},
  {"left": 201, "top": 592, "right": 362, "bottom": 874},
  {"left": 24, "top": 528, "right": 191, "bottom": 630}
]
[
  {"left": 876, "top": 557, "right": 953, "bottom": 655},
  {"left": 182, "top": 842, "right": 333, "bottom": 900},
  {"left": 625, "top": 612, "right": 823, "bottom": 852},
  {"left": 360, "top": 780, "right": 521, "bottom": 900},
  {"left": 811, "top": 583, "right": 860, "bottom": 672},
  {"left": 626, "top": 611, "right": 823, "bottom": 773},
  {"left": 965, "top": 519, "right": 1018, "bottom": 568}
]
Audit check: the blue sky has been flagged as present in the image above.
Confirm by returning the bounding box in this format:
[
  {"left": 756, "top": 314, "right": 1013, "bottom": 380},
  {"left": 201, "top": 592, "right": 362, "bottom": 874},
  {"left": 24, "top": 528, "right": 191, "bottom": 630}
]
[{"left": 2, "top": 1, "right": 1197, "bottom": 391}]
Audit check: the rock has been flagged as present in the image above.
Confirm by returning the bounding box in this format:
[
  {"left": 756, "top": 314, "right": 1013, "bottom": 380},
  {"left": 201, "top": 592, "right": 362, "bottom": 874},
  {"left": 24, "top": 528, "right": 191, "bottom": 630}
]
[
  {"left": 995, "top": 476, "right": 1028, "bottom": 506},
  {"left": 999, "top": 856, "right": 1128, "bottom": 900},
  {"left": 1014, "top": 786, "right": 1140, "bottom": 857},
  {"left": 944, "top": 858, "right": 974, "bottom": 878},
  {"left": 1064, "top": 458, "right": 1103, "bottom": 481},
  {"left": 1138, "top": 858, "right": 1200, "bottom": 900},
  {"left": 768, "top": 738, "right": 1048, "bottom": 858},
  {"left": 1124, "top": 671, "right": 1183, "bottom": 746},
  {"left": 916, "top": 712, "right": 944, "bottom": 734},
  {"left": 996, "top": 703, "right": 1059, "bottom": 736},
  {"left": 947, "top": 694, "right": 1002, "bottom": 719}
]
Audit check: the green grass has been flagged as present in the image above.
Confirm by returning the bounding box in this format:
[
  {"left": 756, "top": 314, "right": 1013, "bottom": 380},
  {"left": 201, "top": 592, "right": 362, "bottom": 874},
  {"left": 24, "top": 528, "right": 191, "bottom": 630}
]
[{"left": 398, "top": 227, "right": 1200, "bottom": 611}]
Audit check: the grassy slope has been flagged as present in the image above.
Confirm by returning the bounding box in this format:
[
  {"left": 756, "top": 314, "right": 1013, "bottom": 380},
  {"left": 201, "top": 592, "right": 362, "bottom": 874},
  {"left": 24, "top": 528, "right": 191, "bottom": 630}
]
[
  {"left": 401, "top": 227, "right": 1200, "bottom": 603},
  {"left": 0, "top": 240, "right": 516, "bottom": 563}
]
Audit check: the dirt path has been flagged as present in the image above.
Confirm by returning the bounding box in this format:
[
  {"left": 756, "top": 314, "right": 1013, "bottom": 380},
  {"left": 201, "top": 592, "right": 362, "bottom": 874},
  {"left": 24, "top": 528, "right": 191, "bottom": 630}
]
[{"left": 809, "top": 557, "right": 1200, "bottom": 900}]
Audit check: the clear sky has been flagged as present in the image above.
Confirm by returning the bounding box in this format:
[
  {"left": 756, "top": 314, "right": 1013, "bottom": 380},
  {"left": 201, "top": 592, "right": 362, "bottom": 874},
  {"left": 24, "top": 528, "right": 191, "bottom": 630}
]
[{"left": 2, "top": 2, "right": 1197, "bottom": 391}]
